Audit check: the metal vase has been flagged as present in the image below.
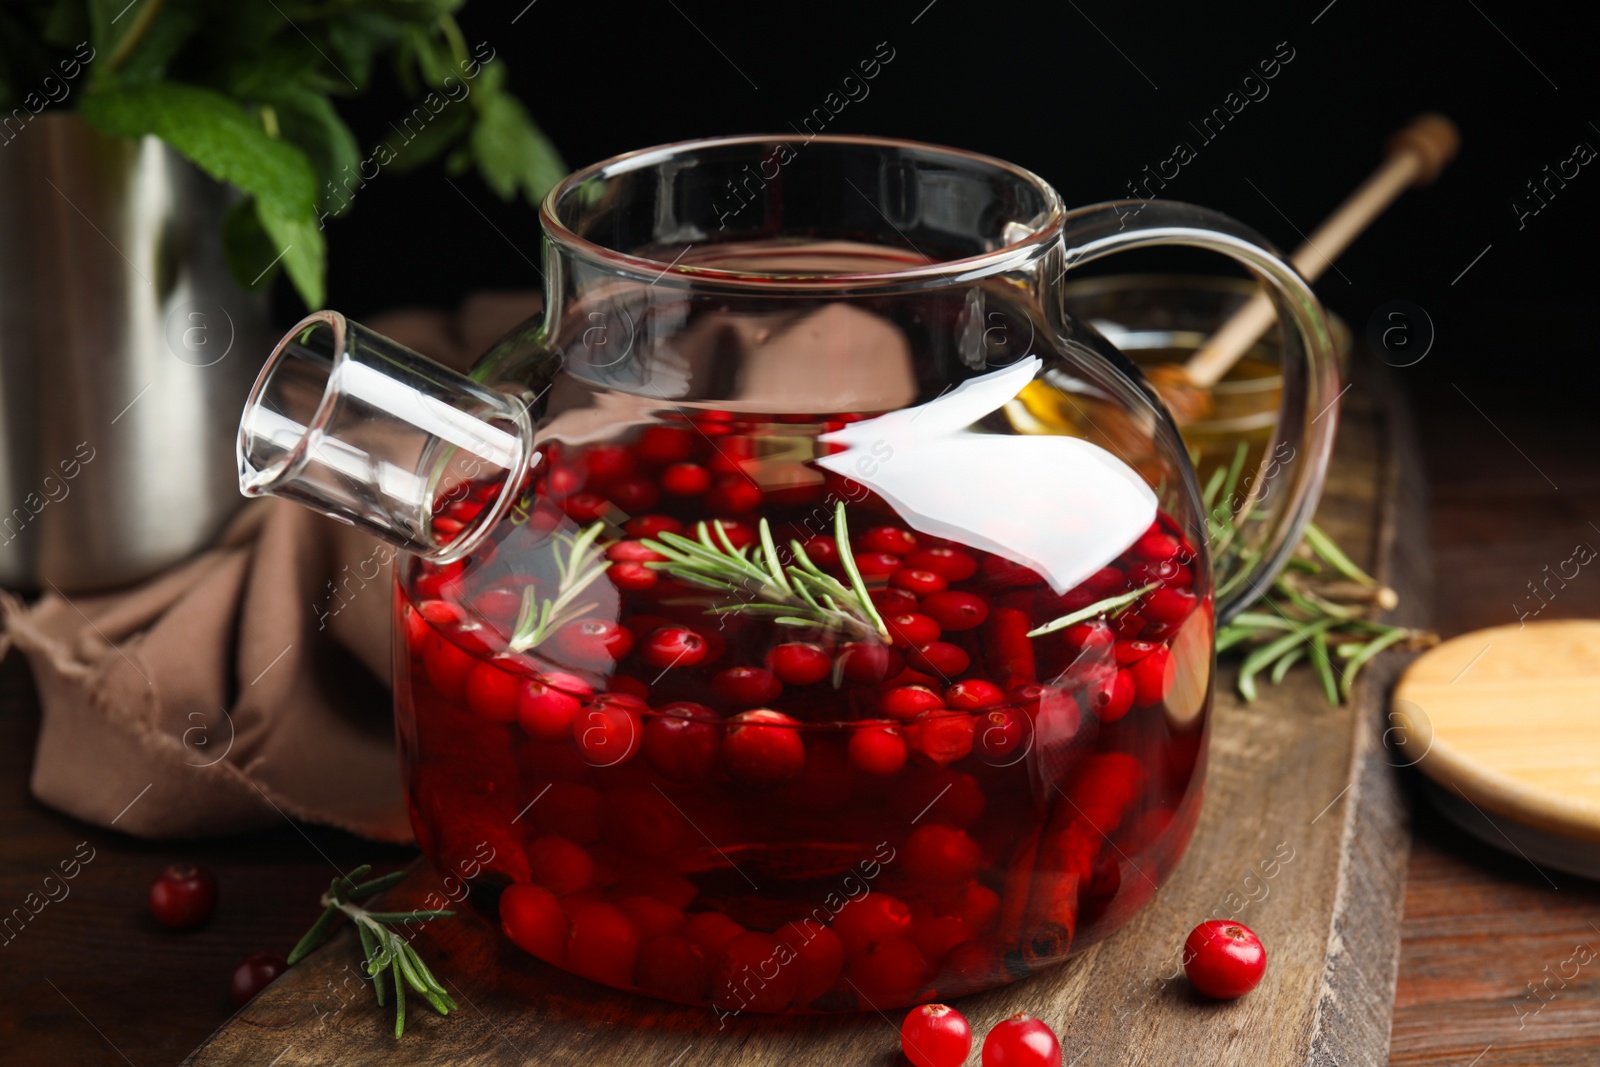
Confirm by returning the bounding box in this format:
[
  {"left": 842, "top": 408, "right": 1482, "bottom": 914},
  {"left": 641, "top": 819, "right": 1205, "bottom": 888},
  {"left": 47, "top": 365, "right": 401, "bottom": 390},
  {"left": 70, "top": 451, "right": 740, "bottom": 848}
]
[{"left": 0, "top": 112, "right": 268, "bottom": 592}]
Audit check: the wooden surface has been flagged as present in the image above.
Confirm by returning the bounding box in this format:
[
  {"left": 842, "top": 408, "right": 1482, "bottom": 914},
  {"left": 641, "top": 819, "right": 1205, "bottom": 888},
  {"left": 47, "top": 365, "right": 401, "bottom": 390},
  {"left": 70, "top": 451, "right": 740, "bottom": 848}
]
[
  {"left": 176, "top": 360, "right": 1418, "bottom": 1067},
  {"left": 4, "top": 369, "right": 1597, "bottom": 1066}
]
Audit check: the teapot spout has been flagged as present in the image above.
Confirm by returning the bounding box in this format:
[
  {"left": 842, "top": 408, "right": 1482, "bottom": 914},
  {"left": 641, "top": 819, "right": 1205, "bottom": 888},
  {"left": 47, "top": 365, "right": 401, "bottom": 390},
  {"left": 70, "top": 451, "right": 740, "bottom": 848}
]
[{"left": 237, "top": 311, "right": 533, "bottom": 563}]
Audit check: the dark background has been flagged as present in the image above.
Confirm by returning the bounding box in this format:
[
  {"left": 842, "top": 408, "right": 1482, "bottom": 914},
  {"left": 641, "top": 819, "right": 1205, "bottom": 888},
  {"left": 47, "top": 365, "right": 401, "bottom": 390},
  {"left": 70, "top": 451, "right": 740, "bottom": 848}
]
[{"left": 288, "top": 0, "right": 1600, "bottom": 437}]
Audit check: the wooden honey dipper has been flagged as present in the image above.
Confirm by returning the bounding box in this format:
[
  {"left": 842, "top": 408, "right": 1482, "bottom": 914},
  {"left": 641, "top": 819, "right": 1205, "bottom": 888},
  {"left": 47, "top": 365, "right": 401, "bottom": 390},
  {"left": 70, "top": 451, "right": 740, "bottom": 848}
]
[{"left": 1148, "top": 113, "right": 1460, "bottom": 423}]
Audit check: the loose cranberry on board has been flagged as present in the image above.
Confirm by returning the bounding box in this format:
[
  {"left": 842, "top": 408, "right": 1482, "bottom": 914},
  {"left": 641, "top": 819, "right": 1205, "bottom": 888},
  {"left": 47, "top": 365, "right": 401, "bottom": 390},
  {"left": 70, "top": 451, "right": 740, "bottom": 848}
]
[
  {"left": 901, "top": 1003, "right": 973, "bottom": 1067},
  {"left": 1183, "top": 920, "right": 1268, "bottom": 998},
  {"left": 982, "top": 1013, "right": 1062, "bottom": 1067},
  {"left": 149, "top": 864, "right": 219, "bottom": 930}
]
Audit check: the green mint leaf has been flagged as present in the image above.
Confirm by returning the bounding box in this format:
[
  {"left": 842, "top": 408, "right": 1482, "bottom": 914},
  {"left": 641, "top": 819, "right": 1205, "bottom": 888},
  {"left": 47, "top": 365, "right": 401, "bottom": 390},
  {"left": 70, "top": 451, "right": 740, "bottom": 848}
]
[
  {"left": 469, "top": 77, "right": 565, "bottom": 204},
  {"left": 221, "top": 197, "right": 278, "bottom": 292},
  {"left": 256, "top": 197, "right": 327, "bottom": 308}
]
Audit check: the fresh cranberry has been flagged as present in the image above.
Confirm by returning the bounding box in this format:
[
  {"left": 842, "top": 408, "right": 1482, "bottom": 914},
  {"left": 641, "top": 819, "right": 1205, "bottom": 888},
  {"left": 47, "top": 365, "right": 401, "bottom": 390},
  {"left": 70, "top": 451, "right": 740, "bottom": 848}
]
[
  {"left": 945, "top": 679, "right": 1005, "bottom": 710},
  {"left": 1114, "top": 639, "right": 1160, "bottom": 666},
  {"left": 1081, "top": 565, "right": 1129, "bottom": 595},
  {"left": 1115, "top": 611, "right": 1148, "bottom": 638},
  {"left": 982, "top": 1013, "right": 1061, "bottom": 1067},
  {"left": 550, "top": 619, "right": 634, "bottom": 668},
  {"left": 777, "top": 921, "right": 846, "bottom": 1005},
  {"left": 766, "top": 642, "right": 833, "bottom": 686},
  {"left": 850, "top": 938, "right": 928, "bottom": 1002},
  {"left": 607, "top": 477, "right": 660, "bottom": 513},
  {"left": 517, "top": 672, "right": 590, "bottom": 740},
  {"left": 636, "top": 933, "right": 710, "bottom": 1000},
  {"left": 423, "top": 630, "right": 480, "bottom": 699},
  {"left": 544, "top": 464, "right": 582, "bottom": 498},
  {"left": 1130, "top": 645, "right": 1172, "bottom": 706},
  {"left": 642, "top": 702, "right": 722, "bottom": 782},
  {"left": 149, "top": 864, "right": 218, "bottom": 930},
  {"left": 848, "top": 720, "right": 908, "bottom": 775},
  {"left": 1184, "top": 920, "right": 1267, "bottom": 998},
  {"left": 573, "top": 699, "right": 642, "bottom": 766},
  {"left": 685, "top": 912, "right": 746, "bottom": 955},
  {"left": 832, "top": 893, "right": 913, "bottom": 955},
  {"left": 634, "top": 425, "right": 696, "bottom": 465},
  {"left": 413, "top": 560, "right": 466, "bottom": 601},
  {"left": 500, "top": 883, "right": 568, "bottom": 964},
  {"left": 974, "top": 707, "right": 1028, "bottom": 762},
  {"left": 908, "top": 641, "right": 970, "bottom": 676},
  {"left": 607, "top": 561, "right": 659, "bottom": 591},
  {"left": 799, "top": 535, "right": 839, "bottom": 567},
  {"left": 1132, "top": 530, "right": 1181, "bottom": 562},
  {"left": 904, "top": 547, "right": 978, "bottom": 581},
  {"left": 920, "top": 590, "right": 990, "bottom": 631},
  {"left": 887, "top": 613, "right": 941, "bottom": 648},
  {"left": 707, "top": 475, "right": 763, "bottom": 513},
  {"left": 1143, "top": 586, "right": 1198, "bottom": 625},
  {"left": 465, "top": 658, "right": 524, "bottom": 723},
  {"left": 562, "top": 492, "right": 610, "bottom": 522},
  {"left": 641, "top": 626, "right": 709, "bottom": 669},
  {"left": 1063, "top": 619, "right": 1116, "bottom": 656},
  {"left": 880, "top": 685, "right": 944, "bottom": 720},
  {"left": 861, "top": 526, "right": 918, "bottom": 555},
  {"left": 526, "top": 835, "right": 594, "bottom": 894},
  {"left": 405, "top": 599, "right": 464, "bottom": 658},
  {"left": 870, "top": 587, "right": 921, "bottom": 616},
  {"left": 959, "top": 883, "right": 1001, "bottom": 934},
  {"left": 567, "top": 902, "right": 641, "bottom": 988},
  {"left": 904, "top": 825, "right": 982, "bottom": 884},
  {"left": 723, "top": 710, "right": 806, "bottom": 785},
  {"left": 706, "top": 434, "right": 755, "bottom": 474},
  {"left": 711, "top": 666, "right": 782, "bottom": 707},
  {"left": 661, "top": 462, "right": 711, "bottom": 495},
  {"left": 1086, "top": 668, "right": 1136, "bottom": 722},
  {"left": 856, "top": 551, "right": 905, "bottom": 579},
  {"left": 892, "top": 568, "right": 948, "bottom": 596},
  {"left": 230, "top": 951, "right": 289, "bottom": 1007},
  {"left": 908, "top": 712, "right": 975, "bottom": 767},
  {"left": 624, "top": 514, "right": 681, "bottom": 538},
  {"left": 703, "top": 518, "right": 755, "bottom": 549},
  {"left": 583, "top": 443, "right": 636, "bottom": 485},
  {"left": 980, "top": 556, "right": 1043, "bottom": 588},
  {"left": 607, "top": 540, "right": 668, "bottom": 563},
  {"left": 901, "top": 1004, "right": 973, "bottom": 1067},
  {"left": 839, "top": 641, "right": 903, "bottom": 683}
]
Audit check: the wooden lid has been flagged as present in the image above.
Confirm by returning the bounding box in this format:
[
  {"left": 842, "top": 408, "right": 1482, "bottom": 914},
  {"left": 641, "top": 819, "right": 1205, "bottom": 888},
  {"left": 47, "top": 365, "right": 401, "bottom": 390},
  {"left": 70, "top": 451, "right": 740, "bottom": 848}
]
[{"left": 1393, "top": 620, "right": 1600, "bottom": 844}]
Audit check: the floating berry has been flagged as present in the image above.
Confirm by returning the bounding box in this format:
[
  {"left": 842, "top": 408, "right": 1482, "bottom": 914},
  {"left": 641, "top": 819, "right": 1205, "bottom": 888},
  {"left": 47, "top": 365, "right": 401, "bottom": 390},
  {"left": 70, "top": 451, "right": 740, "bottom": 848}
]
[
  {"left": 959, "top": 882, "right": 1001, "bottom": 934},
  {"left": 643, "top": 702, "right": 722, "bottom": 782},
  {"left": 641, "top": 625, "right": 709, "bottom": 669},
  {"left": 712, "top": 666, "right": 783, "bottom": 707},
  {"left": 567, "top": 902, "right": 641, "bottom": 988},
  {"left": 946, "top": 678, "right": 1005, "bottom": 710},
  {"left": 714, "top": 931, "right": 799, "bottom": 1012},
  {"left": 1143, "top": 586, "right": 1198, "bottom": 626},
  {"left": 607, "top": 560, "right": 659, "bottom": 591},
  {"left": 861, "top": 526, "right": 918, "bottom": 555},
  {"left": 848, "top": 720, "right": 908, "bottom": 775},
  {"left": 413, "top": 560, "right": 467, "bottom": 601},
  {"left": 149, "top": 864, "right": 218, "bottom": 930},
  {"left": 500, "top": 883, "right": 568, "bottom": 964},
  {"left": 912, "top": 916, "right": 972, "bottom": 968},
  {"left": 856, "top": 551, "right": 904, "bottom": 579},
  {"left": 850, "top": 937, "right": 927, "bottom": 1002},
  {"left": 887, "top": 613, "right": 941, "bottom": 648},
  {"left": 908, "top": 641, "right": 970, "bottom": 676},
  {"left": 1129, "top": 645, "right": 1172, "bottom": 706},
  {"left": 1062, "top": 620, "right": 1116, "bottom": 656},
  {"left": 908, "top": 712, "right": 975, "bottom": 767},
  {"left": 891, "top": 568, "right": 948, "bottom": 596},
  {"left": 624, "top": 514, "right": 681, "bottom": 538},
  {"left": 517, "top": 672, "right": 590, "bottom": 741},
  {"left": 1184, "top": 920, "right": 1267, "bottom": 998},
  {"left": 982, "top": 1013, "right": 1061, "bottom": 1067},
  {"left": 634, "top": 425, "right": 697, "bottom": 465},
  {"left": 1131, "top": 530, "right": 1181, "bottom": 562},
  {"left": 465, "top": 659, "right": 524, "bottom": 723},
  {"left": 526, "top": 835, "right": 594, "bottom": 894},
  {"left": 636, "top": 933, "right": 711, "bottom": 1000},
  {"left": 608, "top": 477, "right": 660, "bottom": 513},
  {"left": 583, "top": 443, "right": 637, "bottom": 485},
  {"left": 550, "top": 619, "right": 634, "bottom": 668},
  {"left": 880, "top": 684, "right": 944, "bottom": 720},
  {"left": 766, "top": 642, "right": 833, "bottom": 686},
  {"left": 904, "top": 824, "right": 982, "bottom": 884},
  {"left": 707, "top": 475, "right": 763, "bottom": 513},
  {"left": 839, "top": 642, "right": 903, "bottom": 683},
  {"left": 870, "top": 587, "right": 921, "bottom": 616},
  {"left": 1086, "top": 668, "right": 1136, "bottom": 723},
  {"left": 573, "top": 699, "right": 642, "bottom": 767},
  {"left": 723, "top": 710, "right": 806, "bottom": 785},
  {"left": 904, "top": 546, "right": 978, "bottom": 581},
  {"left": 975, "top": 707, "right": 1028, "bottom": 762},
  {"left": 562, "top": 492, "right": 610, "bottom": 523},
  {"left": 920, "top": 590, "right": 990, "bottom": 631},
  {"left": 406, "top": 599, "right": 464, "bottom": 658},
  {"left": 230, "top": 952, "right": 289, "bottom": 1007},
  {"left": 832, "top": 893, "right": 913, "bottom": 955},
  {"left": 544, "top": 464, "right": 582, "bottom": 498},
  {"left": 798, "top": 534, "right": 839, "bottom": 567},
  {"left": 423, "top": 630, "right": 481, "bottom": 700},
  {"left": 661, "top": 462, "right": 712, "bottom": 496},
  {"left": 777, "top": 920, "right": 846, "bottom": 1005}
]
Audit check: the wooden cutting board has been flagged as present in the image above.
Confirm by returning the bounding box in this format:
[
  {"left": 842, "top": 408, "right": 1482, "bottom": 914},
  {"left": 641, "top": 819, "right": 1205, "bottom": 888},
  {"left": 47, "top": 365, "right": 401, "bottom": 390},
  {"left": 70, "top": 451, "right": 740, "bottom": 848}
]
[{"left": 183, "top": 358, "right": 1427, "bottom": 1067}]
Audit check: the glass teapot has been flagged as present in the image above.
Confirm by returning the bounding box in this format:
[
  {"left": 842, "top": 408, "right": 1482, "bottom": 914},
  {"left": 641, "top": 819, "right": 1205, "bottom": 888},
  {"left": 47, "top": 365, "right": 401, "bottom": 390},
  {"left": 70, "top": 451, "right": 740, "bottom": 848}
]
[{"left": 237, "top": 135, "right": 1338, "bottom": 1013}]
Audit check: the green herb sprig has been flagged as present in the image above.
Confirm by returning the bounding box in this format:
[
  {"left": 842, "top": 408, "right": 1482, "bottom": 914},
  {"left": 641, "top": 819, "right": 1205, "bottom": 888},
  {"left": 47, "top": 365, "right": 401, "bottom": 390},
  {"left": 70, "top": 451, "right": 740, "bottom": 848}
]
[
  {"left": 287, "top": 864, "right": 456, "bottom": 1039},
  {"left": 641, "top": 501, "right": 890, "bottom": 642},
  {"left": 1027, "top": 582, "right": 1158, "bottom": 637},
  {"left": 508, "top": 521, "right": 611, "bottom": 652}
]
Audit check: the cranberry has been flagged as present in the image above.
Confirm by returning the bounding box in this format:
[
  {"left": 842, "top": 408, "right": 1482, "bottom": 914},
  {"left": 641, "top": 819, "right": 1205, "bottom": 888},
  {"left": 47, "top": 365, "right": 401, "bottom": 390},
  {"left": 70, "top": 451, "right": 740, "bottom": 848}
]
[
  {"left": 861, "top": 526, "right": 918, "bottom": 555},
  {"left": 920, "top": 590, "right": 990, "bottom": 631},
  {"left": 777, "top": 921, "right": 846, "bottom": 1005},
  {"left": 642, "top": 702, "right": 723, "bottom": 782},
  {"left": 501, "top": 883, "right": 568, "bottom": 964},
  {"left": 904, "top": 825, "right": 982, "bottom": 884},
  {"left": 888, "top": 613, "right": 941, "bottom": 648},
  {"left": 685, "top": 912, "right": 746, "bottom": 955},
  {"left": 959, "top": 883, "right": 1001, "bottom": 933},
  {"left": 1114, "top": 639, "right": 1160, "bottom": 666},
  {"left": 641, "top": 625, "right": 709, "bottom": 669},
  {"left": 1086, "top": 668, "right": 1136, "bottom": 722},
  {"left": 526, "top": 835, "right": 594, "bottom": 894},
  {"left": 423, "top": 630, "right": 480, "bottom": 699},
  {"left": 832, "top": 893, "right": 913, "bottom": 955},
  {"left": 544, "top": 464, "right": 582, "bottom": 497},
  {"left": 1130, "top": 645, "right": 1172, "bottom": 706},
  {"left": 584, "top": 443, "right": 636, "bottom": 484},
  {"left": 1132, "top": 530, "right": 1181, "bottom": 562},
  {"left": 465, "top": 659, "right": 523, "bottom": 723},
  {"left": 624, "top": 514, "right": 681, "bottom": 538},
  {"left": 149, "top": 864, "right": 218, "bottom": 930},
  {"left": 573, "top": 699, "right": 642, "bottom": 766},
  {"left": 851, "top": 552, "right": 900, "bottom": 579},
  {"left": 975, "top": 707, "right": 1028, "bottom": 761},
  {"left": 848, "top": 720, "right": 908, "bottom": 775},
  {"left": 980, "top": 556, "right": 1043, "bottom": 589},
  {"left": 607, "top": 540, "right": 667, "bottom": 563},
  {"left": 550, "top": 619, "right": 634, "bottom": 668},
  {"left": 1063, "top": 620, "right": 1116, "bottom": 657},
  {"left": 562, "top": 491, "right": 611, "bottom": 522},
  {"left": 661, "top": 462, "right": 711, "bottom": 495},
  {"left": 946, "top": 679, "right": 1004, "bottom": 710},
  {"left": 908, "top": 712, "right": 975, "bottom": 767},
  {"left": 1184, "top": 920, "right": 1267, "bottom": 998},
  {"left": 799, "top": 534, "right": 839, "bottom": 567},
  {"left": 850, "top": 938, "right": 928, "bottom": 1002},
  {"left": 712, "top": 666, "right": 782, "bottom": 707},
  {"left": 913, "top": 916, "right": 972, "bottom": 968},
  {"left": 904, "top": 547, "right": 978, "bottom": 581},
  {"left": 706, "top": 519, "right": 755, "bottom": 549},
  {"left": 517, "top": 673, "right": 590, "bottom": 740},
  {"left": 230, "top": 951, "right": 289, "bottom": 1007},
  {"left": 714, "top": 931, "right": 799, "bottom": 1011},
  {"left": 619, "top": 895, "right": 686, "bottom": 939},
  {"left": 1143, "top": 586, "right": 1198, "bottom": 625},
  {"left": 608, "top": 477, "right": 661, "bottom": 513},
  {"left": 635, "top": 425, "right": 697, "bottom": 465},
  {"left": 567, "top": 902, "right": 640, "bottom": 988},
  {"left": 608, "top": 560, "right": 659, "bottom": 591},
  {"left": 880, "top": 685, "right": 943, "bottom": 720},
  {"left": 405, "top": 598, "right": 464, "bottom": 658},
  {"left": 982, "top": 1013, "right": 1061, "bottom": 1067},
  {"left": 902, "top": 1003, "right": 973, "bottom": 1067},
  {"left": 870, "top": 587, "right": 921, "bottom": 616},
  {"left": 413, "top": 560, "right": 466, "bottom": 601},
  {"left": 766, "top": 642, "right": 833, "bottom": 686},
  {"left": 891, "top": 568, "right": 948, "bottom": 596},
  {"left": 908, "top": 641, "right": 970, "bottom": 676},
  {"left": 839, "top": 642, "right": 903, "bottom": 683},
  {"left": 723, "top": 710, "right": 806, "bottom": 785},
  {"left": 707, "top": 475, "right": 763, "bottom": 513},
  {"left": 636, "top": 933, "right": 710, "bottom": 1000}
]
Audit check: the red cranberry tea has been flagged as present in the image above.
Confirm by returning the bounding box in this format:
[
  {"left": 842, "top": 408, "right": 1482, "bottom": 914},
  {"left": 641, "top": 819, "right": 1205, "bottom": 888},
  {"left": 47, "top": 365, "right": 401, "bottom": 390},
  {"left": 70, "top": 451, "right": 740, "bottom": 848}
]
[{"left": 395, "top": 412, "right": 1212, "bottom": 1013}]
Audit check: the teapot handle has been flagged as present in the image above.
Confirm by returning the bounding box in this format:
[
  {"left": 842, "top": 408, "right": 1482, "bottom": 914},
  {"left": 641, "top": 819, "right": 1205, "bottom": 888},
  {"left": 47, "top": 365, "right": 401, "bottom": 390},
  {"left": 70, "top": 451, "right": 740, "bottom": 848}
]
[{"left": 1054, "top": 201, "right": 1342, "bottom": 622}]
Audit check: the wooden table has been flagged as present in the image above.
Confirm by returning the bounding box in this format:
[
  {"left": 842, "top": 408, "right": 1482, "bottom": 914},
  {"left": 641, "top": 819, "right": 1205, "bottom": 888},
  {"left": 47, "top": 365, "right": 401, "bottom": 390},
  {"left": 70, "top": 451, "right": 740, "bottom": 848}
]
[{"left": 2, "top": 374, "right": 1597, "bottom": 1066}]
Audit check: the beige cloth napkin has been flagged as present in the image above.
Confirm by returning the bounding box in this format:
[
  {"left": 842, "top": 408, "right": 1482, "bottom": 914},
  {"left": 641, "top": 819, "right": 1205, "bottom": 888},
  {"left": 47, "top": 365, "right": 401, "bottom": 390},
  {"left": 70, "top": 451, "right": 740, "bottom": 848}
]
[{"left": 0, "top": 291, "right": 539, "bottom": 841}]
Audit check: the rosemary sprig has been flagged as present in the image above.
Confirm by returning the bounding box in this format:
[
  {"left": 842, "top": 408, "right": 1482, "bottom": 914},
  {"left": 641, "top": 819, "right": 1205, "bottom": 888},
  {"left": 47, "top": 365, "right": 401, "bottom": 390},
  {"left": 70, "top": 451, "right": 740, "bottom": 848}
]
[
  {"left": 641, "top": 501, "right": 890, "bottom": 641},
  {"left": 286, "top": 864, "right": 457, "bottom": 1038},
  {"left": 1027, "top": 583, "right": 1158, "bottom": 637},
  {"left": 1205, "top": 442, "right": 1436, "bottom": 704},
  {"left": 508, "top": 522, "right": 611, "bottom": 652}
]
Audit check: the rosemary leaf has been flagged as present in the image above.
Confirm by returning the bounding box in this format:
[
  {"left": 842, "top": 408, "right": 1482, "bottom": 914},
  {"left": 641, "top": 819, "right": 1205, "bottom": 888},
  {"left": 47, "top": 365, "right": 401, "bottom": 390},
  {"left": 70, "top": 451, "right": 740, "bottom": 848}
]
[
  {"left": 1309, "top": 630, "right": 1339, "bottom": 705},
  {"left": 347, "top": 870, "right": 410, "bottom": 900},
  {"left": 393, "top": 958, "right": 406, "bottom": 1038},
  {"left": 364, "top": 910, "right": 456, "bottom": 922},
  {"left": 286, "top": 903, "right": 340, "bottom": 965},
  {"left": 1339, "top": 627, "right": 1410, "bottom": 700},
  {"left": 1303, "top": 523, "right": 1378, "bottom": 586},
  {"left": 1027, "top": 583, "right": 1156, "bottom": 638},
  {"left": 1269, "top": 645, "right": 1307, "bottom": 684}
]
